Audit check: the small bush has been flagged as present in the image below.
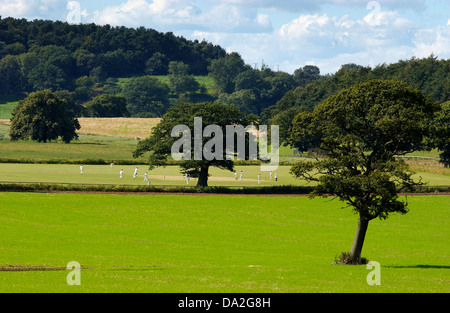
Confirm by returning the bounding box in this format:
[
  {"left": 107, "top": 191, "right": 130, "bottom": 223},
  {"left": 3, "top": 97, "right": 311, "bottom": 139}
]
[{"left": 333, "top": 252, "right": 368, "bottom": 265}]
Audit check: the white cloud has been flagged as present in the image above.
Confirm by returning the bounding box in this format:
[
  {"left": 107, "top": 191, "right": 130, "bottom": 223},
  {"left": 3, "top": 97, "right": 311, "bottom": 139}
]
[
  {"left": 91, "top": 0, "right": 203, "bottom": 28},
  {"left": 413, "top": 24, "right": 450, "bottom": 58},
  {"left": 191, "top": 7, "right": 427, "bottom": 74},
  {"left": 211, "top": 0, "right": 426, "bottom": 12},
  {"left": 90, "top": 0, "right": 272, "bottom": 33},
  {"left": 0, "top": 0, "right": 67, "bottom": 20},
  {"left": 0, "top": 0, "right": 36, "bottom": 17}
]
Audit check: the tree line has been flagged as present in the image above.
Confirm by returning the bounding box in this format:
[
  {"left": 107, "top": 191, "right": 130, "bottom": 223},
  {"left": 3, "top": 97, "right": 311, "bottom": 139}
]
[
  {"left": 266, "top": 56, "right": 450, "bottom": 142},
  {"left": 0, "top": 17, "right": 224, "bottom": 105},
  {"left": 1, "top": 17, "right": 449, "bottom": 124}
]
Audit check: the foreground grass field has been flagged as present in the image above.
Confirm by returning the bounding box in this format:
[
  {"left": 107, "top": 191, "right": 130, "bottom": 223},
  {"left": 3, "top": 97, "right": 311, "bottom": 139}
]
[{"left": 0, "top": 193, "right": 448, "bottom": 293}]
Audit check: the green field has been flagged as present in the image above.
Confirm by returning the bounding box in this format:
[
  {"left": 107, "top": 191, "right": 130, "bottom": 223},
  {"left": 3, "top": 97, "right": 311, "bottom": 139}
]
[
  {"left": 117, "top": 75, "right": 218, "bottom": 94},
  {"left": 0, "top": 94, "right": 24, "bottom": 120},
  {"left": 1, "top": 93, "right": 449, "bottom": 294},
  {"left": 0, "top": 163, "right": 448, "bottom": 187},
  {"left": 0, "top": 120, "right": 299, "bottom": 163},
  {"left": 0, "top": 135, "right": 143, "bottom": 163},
  {"left": 0, "top": 163, "right": 308, "bottom": 187},
  {"left": 0, "top": 193, "right": 448, "bottom": 293},
  {"left": 0, "top": 101, "right": 17, "bottom": 120}
]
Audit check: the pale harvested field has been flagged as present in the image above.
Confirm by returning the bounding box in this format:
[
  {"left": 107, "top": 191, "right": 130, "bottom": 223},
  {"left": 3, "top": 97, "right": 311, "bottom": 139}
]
[
  {"left": 1, "top": 117, "right": 160, "bottom": 139},
  {"left": 76, "top": 118, "right": 160, "bottom": 139}
]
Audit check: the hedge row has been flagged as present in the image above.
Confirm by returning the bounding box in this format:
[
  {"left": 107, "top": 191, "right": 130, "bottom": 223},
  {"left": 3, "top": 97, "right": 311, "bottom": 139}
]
[
  {"left": 0, "top": 183, "right": 316, "bottom": 194},
  {"left": 0, "top": 183, "right": 449, "bottom": 194}
]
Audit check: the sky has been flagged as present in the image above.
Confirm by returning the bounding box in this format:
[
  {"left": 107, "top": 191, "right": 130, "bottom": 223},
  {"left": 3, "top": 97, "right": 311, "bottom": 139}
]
[{"left": 1, "top": 0, "right": 449, "bottom": 74}]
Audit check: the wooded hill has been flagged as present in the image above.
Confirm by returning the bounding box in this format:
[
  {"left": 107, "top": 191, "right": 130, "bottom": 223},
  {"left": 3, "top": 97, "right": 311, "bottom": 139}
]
[{"left": 0, "top": 17, "right": 449, "bottom": 125}]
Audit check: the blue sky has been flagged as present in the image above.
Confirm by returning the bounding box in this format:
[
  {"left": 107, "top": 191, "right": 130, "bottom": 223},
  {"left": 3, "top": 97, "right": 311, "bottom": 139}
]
[{"left": 1, "top": 0, "right": 449, "bottom": 74}]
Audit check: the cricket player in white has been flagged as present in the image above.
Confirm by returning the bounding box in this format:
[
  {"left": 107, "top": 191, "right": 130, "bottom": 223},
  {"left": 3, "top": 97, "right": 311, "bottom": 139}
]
[
  {"left": 186, "top": 173, "right": 190, "bottom": 185},
  {"left": 144, "top": 172, "right": 148, "bottom": 182},
  {"left": 80, "top": 165, "right": 83, "bottom": 175},
  {"left": 240, "top": 171, "right": 243, "bottom": 181},
  {"left": 133, "top": 167, "right": 138, "bottom": 179},
  {"left": 258, "top": 174, "right": 261, "bottom": 184},
  {"left": 120, "top": 169, "right": 124, "bottom": 179}
]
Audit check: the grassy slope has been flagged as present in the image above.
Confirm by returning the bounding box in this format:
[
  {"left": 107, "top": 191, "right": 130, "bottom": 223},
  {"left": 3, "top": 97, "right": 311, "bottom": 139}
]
[
  {"left": 0, "top": 118, "right": 157, "bottom": 163},
  {"left": 0, "top": 193, "right": 448, "bottom": 293},
  {"left": 117, "top": 75, "right": 218, "bottom": 94}
]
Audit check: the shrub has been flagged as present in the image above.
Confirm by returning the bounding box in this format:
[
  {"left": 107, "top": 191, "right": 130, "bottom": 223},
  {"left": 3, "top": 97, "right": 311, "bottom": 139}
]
[{"left": 333, "top": 252, "right": 368, "bottom": 265}]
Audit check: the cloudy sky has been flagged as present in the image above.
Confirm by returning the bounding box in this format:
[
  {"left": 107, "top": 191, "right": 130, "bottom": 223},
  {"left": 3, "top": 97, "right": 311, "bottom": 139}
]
[{"left": 1, "top": 0, "right": 449, "bottom": 74}]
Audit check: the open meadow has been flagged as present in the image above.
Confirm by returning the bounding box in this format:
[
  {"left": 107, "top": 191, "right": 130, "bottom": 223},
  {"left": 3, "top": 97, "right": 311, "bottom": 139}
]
[
  {"left": 1, "top": 116, "right": 449, "bottom": 187},
  {"left": 0, "top": 163, "right": 449, "bottom": 188},
  {"left": 0, "top": 107, "right": 449, "bottom": 294},
  {"left": 0, "top": 193, "right": 448, "bottom": 293}
]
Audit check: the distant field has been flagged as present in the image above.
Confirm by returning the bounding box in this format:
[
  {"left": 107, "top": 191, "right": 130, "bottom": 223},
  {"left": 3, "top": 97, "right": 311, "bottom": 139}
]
[
  {"left": 0, "top": 102, "right": 17, "bottom": 119},
  {"left": 117, "top": 75, "right": 218, "bottom": 94},
  {"left": 0, "top": 193, "right": 448, "bottom": 293},
  {"left": 76, "top": 118, "right": 160, "bottom": 139},
  {"left": 0, "top": 118, "right": 159, "bottom": 139},
  {"left": 0, "top": 118, "right": 157, "bottom": 163},
  {"left": 0, "top": 163, "right": 448, "bottom": 187},
  {"left": 0, "top": 164, "right": 304, "bottom": 186}
]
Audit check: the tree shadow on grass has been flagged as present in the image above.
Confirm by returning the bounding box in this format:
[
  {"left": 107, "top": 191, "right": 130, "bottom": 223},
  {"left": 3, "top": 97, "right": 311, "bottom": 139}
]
[{"left": 386, "top": 265, "right": 450, "bottom": 269}]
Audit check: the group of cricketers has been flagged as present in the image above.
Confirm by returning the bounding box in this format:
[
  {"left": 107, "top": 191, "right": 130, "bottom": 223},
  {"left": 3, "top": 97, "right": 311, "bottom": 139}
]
[{"left": 80, "top": 164, "right": 278, "bottom": 185}]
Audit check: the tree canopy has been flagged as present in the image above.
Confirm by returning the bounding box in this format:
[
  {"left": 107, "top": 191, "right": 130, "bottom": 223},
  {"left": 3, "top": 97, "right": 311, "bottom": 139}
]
[
  {"left": 1, "top": 17, "right": 448, "bottom": 125},
  {"left": 122, "top": 76, "right": 170, "bottom": 117},
  {"left": 430, "top": 101, "right": 450, "bottom": 167},
  {"left": 208, "top": 52, "right": 249, "bottom": 94},
  {"left": 9, "top": 89, "right": 80, "bottom": 143},
  {"left": 264, "top": 56, "right": 450, "bottom": 130},
  {"left": 84, "top": 94, "right": 129, "bottom": 117},
  {"left": 133, "top": 102, "right": 256, "bottom": 187}
]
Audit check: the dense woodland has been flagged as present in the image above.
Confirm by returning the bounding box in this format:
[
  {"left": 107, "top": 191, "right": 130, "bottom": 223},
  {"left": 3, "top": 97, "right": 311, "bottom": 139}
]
[{"left": 1, "top": 17, "right": 449, "bottom": 135}]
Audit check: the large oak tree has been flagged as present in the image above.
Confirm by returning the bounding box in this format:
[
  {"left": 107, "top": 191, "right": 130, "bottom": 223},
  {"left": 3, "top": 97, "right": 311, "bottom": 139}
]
[
  {"left": 133, "top": 102, "right": 256, "bottom": 187},
  {"left": 9, "top": 90, "right": 80, "bottom": 143},
  {"left": 289, "top": 80, "right": 443, "bottom": 263}
]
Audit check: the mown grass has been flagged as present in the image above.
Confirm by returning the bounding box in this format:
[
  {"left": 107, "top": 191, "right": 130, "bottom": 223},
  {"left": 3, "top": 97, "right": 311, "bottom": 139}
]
[
  {"left": 0, "top": 164, "right": 306, "bottom": 186},
  {"left": 0, "top": 163, "right": 448, "bottom": 187},
  {"left": 0, "top": 137, "right": 142, "bottom": 163},
  {"left": 0, "top": 193, "right": 448, "bottom": 293}
]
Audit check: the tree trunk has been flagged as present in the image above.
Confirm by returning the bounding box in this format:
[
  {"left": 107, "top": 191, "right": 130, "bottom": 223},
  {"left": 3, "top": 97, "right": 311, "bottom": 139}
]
[
  {"left": 197, "top": 165, "right": 209, "bottom": 187},
  {"left": 349, "top": 214, "right": 369, "bottom": 261}
]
